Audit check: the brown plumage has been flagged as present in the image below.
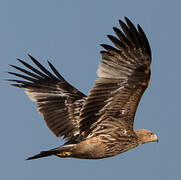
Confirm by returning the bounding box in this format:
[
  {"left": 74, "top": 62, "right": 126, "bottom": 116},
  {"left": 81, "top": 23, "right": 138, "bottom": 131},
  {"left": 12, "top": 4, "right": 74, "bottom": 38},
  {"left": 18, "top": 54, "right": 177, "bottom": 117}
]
[{"left": 8, "top": 17, "right": 158, "bottom": 160}]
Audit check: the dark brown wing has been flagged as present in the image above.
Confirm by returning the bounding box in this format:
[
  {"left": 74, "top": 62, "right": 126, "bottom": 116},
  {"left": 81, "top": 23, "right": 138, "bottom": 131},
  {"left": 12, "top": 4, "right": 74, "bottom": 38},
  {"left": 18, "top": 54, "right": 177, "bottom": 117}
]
[
  {"left": 8, "top": 54, "right": 86, "bottom": 141},
  {"left": 80, "top": 17, "right": 151, "bottom": 138}
]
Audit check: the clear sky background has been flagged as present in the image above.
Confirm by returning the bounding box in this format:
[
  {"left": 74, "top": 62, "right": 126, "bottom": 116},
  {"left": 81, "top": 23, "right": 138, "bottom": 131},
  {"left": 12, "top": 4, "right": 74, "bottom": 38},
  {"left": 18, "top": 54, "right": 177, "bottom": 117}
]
[{"left": 1, "top": 0, "right": 180, "bottom": 179}]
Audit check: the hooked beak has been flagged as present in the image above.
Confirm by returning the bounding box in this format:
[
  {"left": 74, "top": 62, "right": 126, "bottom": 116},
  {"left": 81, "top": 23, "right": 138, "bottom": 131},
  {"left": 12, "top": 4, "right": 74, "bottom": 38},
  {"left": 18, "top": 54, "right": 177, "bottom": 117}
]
[{"left": 151, "top": 134, "right": 159, "bottom": 143}]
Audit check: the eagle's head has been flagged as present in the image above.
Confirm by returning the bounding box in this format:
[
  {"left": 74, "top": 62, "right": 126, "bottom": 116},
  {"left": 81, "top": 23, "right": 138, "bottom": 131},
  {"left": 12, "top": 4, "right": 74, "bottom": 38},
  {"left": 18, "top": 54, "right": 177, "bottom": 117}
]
[{"left": 134, "top": 129, "right": 158, "bottom": 144}]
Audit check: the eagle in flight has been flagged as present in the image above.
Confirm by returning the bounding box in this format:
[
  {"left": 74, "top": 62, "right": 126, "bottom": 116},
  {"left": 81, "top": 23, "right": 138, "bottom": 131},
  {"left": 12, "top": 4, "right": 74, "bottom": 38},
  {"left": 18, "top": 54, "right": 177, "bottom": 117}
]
[{"left": 8, "top": 17, "right": 158, "bottom": 160}]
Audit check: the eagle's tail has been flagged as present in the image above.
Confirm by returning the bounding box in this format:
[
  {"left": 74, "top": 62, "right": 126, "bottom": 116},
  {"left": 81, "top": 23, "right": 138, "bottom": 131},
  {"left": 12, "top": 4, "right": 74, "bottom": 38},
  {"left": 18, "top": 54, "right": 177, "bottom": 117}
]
[{"left": 26, "top": 144, "right": 75, "bottom": 160}]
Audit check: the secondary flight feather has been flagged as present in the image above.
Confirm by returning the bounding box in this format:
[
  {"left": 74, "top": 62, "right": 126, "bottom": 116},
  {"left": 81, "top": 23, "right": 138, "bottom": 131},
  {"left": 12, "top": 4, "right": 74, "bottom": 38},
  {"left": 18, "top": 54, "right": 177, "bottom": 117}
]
[{"left": 8, "top": 17, "right": 158, "bottom": 160}]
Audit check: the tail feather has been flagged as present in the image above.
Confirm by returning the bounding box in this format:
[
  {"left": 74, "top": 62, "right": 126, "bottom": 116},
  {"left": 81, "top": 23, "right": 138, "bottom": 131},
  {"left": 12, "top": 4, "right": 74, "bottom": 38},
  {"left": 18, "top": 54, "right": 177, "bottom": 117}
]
[
  {"left": 26, "top": 144, "right": 75, "bottom": 160},
  {"left": 26, "top": 150, "right": 59, "bottom": 160}
]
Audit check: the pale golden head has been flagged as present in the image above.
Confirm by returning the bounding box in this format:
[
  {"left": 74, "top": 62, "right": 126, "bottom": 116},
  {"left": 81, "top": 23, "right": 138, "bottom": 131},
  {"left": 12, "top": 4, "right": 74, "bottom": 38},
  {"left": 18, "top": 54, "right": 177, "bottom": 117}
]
[{"left": 134, "top": 129, "right": 158, "bottom": 144}]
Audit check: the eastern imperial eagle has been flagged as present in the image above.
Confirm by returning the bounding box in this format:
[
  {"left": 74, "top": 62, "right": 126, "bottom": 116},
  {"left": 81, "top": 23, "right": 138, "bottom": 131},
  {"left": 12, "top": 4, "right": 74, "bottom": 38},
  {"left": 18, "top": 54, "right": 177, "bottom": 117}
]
[{"left": 8, "top": 17, "right": 158, "bottom": 160}]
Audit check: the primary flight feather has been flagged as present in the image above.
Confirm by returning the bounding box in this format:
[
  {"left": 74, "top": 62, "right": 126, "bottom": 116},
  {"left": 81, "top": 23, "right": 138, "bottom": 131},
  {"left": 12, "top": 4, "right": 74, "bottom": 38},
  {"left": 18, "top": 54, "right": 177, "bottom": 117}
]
[{"left": 8, "top": 17, "right": 158, "bottom": 160}]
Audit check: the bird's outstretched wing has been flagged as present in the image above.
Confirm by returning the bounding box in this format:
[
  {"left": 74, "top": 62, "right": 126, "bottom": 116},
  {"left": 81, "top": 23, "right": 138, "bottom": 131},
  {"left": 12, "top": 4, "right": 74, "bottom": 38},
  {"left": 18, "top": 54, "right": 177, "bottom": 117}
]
[
  {"left": 80, "top": 17, "right": 151, "bottom": 138},
  {"left": 8, "top": 55, "right": 86, "bottom": 141}
]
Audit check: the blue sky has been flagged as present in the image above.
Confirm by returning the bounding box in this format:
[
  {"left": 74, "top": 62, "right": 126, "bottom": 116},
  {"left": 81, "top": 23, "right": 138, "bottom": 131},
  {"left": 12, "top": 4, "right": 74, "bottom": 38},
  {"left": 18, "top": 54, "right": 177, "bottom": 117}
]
[{"left": 1, "top": 0, "right": 180, "bottom": 179}]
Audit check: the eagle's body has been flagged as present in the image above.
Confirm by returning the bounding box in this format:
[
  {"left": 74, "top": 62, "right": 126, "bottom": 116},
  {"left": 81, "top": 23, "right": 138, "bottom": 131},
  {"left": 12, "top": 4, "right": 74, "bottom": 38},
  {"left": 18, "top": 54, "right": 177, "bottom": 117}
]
[{"left": 8, "top": 17, "right": 158, "bottom": 160}]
